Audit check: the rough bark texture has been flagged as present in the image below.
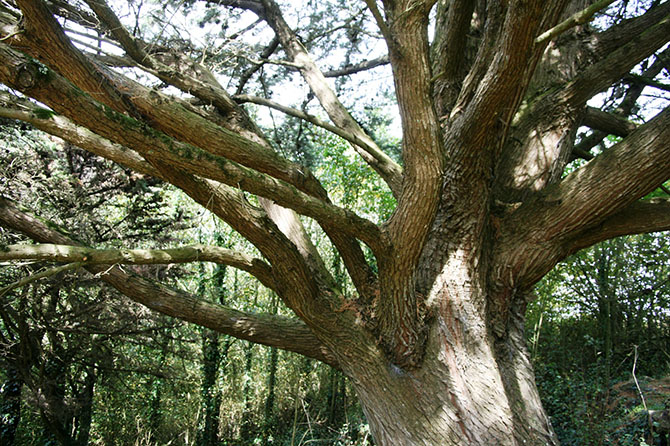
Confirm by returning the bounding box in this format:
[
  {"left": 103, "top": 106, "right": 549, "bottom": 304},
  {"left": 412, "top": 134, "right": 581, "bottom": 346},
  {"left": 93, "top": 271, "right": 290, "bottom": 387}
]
[{"left": 1, "top": 0, "right": 669, "bottom": 444}]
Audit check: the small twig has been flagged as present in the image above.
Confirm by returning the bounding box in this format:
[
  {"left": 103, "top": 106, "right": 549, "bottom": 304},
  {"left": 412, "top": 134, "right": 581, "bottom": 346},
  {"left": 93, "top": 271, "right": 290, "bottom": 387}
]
[
  {"left": 235, "top": 52, "right": 304, "bottom": 69},
  {"left": 0, "top": 29, "right": 24, "bottom": 41},
  {"left": 0, "top": 262, "right": 84, "bottom": 298},
  {"left": 535, "top": 0, "right": 618, "bottom": 44},
  {"left": 632, "top": 345, "right": 654, "bottom": 444}
]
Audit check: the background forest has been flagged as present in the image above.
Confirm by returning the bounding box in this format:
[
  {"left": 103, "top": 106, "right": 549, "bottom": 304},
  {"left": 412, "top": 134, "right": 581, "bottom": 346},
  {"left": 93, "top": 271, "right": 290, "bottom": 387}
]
[{"left": 1, "top": 0, "right": 669, "bottom": 444}]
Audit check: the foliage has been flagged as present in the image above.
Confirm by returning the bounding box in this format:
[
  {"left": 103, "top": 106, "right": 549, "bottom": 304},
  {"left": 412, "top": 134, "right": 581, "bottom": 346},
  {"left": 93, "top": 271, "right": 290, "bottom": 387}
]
[{"left": 529, "top": 232, "right": 670, "bottom": 445}]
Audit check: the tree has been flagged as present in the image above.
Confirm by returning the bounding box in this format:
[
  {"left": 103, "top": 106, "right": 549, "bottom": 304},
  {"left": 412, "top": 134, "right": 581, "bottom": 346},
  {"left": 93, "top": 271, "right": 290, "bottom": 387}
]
[{"left": 0, "top": 0, "right": 669, "bottom": 444}]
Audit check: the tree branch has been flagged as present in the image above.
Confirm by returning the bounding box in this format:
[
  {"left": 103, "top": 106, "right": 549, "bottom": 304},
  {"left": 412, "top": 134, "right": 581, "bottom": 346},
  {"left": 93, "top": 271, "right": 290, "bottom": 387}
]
[
  {"left": 567, "top": 198, "right": 670, "bottom": 253},
  {"left": 323, "top": 55, "right": 389, "bottom": 77},
  {"left": 534, "top": 0, "right": 618, "bottom": 44},
  {"left": 10, "top": 0, "right": 133, "bottom": 115},
  {"left": 0, "top": 87, "right": 341, "bottom": 311},
  {"left": 218, "top": 0, "right": 265, "bottom": 16},
  {"left": 82, "top": 0, "right": 240, "bottom": 117},
  {"left": 371, "top": 0, "right": 446, "bottom": 368},
  {"left": 0, "top": 196, "right": 338, "bottom": 367},
  {"left": 234, "top": 93, "right": 386, "bottom": 159},
  {"left": 584, "top": 2, "right": 670, "bottom": 66},
  {"left": 571, "top": 45, "right": 670, "bottom": 159},
  {"left": 0, "top": 262, "right": 83, "bottom": 298},
  {"left": 146, "top": 163, "right": 351, "bottom": 328},
  {"left": 582, "top": 106, "right": 637, "bottom": 137},
  {"left": 0, "top": 93, "right": 317, "bottom": 300},
  {"left": 0, "top": 243, "right": 277, "bottom": 291},
  {"left": 623, "top": 73, "right": 670, "bottom": 93},
  {"left": 362, "top": 0, "right": 392, "bottom": 43},
  {"left": 561, "top": 5, "right": 670, "bottom": 108},
  {"left": 431, "top": 0, "right": 476, "bottom": 115},
  {"left": 514, "top": 107, "right": 670, "bottom": 244},
  {"left": 235, "top": 36, "right": 279, "bottom": 94},
  {"left": 0, "top": 94, "right": 158, "bottom": 178}
]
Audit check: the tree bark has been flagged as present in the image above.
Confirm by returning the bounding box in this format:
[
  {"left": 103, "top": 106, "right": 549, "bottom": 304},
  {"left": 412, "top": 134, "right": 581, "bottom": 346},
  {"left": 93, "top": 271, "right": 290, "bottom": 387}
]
[{"left": 337, "top": 281, "right": 556, "bottom": 446}]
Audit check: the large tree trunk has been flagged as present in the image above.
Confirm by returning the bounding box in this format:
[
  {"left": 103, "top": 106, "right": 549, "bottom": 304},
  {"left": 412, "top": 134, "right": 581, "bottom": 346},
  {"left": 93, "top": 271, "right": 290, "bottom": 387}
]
[
  {"left": 337, "top": 271, "right": 557, "bottom": 446},
  {"left": 350, "top": 318, "right": 555, "bottom": 445}
]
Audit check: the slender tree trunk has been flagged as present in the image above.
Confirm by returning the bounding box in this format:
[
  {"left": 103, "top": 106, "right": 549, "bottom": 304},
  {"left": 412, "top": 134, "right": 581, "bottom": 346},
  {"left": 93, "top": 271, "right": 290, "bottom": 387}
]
[
  {"left": 326, "top": 368, "right": 345, "bottom": 427},
  {"left": 40, "top": 290, "right": 76, "bottom": 446},
  {"left": 74, "top": 367, "right": 96, "bottom": 446},
  {"left": 148, "top": 343, "right": 168, "bottom": 444},
  {"left": 198, "top": 329, "right": 221, "bottom": 446},
  {"left": 240, "top": 340, "right": 255, "bottom": 442},
  {"left": 0, "top": 365, "right": 22, "bottom": 446},
  {"left": 263, "top": 295, "right": 279, "bottom": 441},
  {"left": 263, "top": 345, "right": 278, "bottom": 441},
  {"left": 197, "top": 261, "right": 223, "bottom": 446}
]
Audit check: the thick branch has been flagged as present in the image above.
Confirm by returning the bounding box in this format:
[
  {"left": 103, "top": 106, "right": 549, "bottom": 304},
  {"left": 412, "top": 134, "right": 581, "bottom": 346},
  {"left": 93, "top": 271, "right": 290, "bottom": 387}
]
[
  {"left": 431, "top": 0, "right": 476, "bottom": 114},
  {"left": 219, "top": 0, "right": 265, "bottom": 16},
  {"left": 0, "top": 94, "right": 311, "bottom": 298},
  {"left": 373, "top": 0, "right": 445, "bottom": 368},
  {"left": 0, "top": 196, "right": 338, "bottom": 367},
  {"left": 583, "top": 2, "right": 670, "bottom": 66},
  {"left": 0, "top": 243, "right": 276, "bottom": 291},
  {"left": 582, "top": 106, "right": 637, "bottom": 137},
  {"left": 146, "top": 163, "right": 348, "bottom": 329},
  {"left": 568, "top": 198, "right": 670, "bottom": 253},
  {"left": 511, "top": 107, "right": 670, "bottom": 245},
  {"left": 503, "top": 7, "right": 670, "bottom": 193},
  {"left": 10, "top": 0, "right": 130, "bottom": 115},
  {"left": 362, "top": 0, "right": 391, "bottom": 44}
]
